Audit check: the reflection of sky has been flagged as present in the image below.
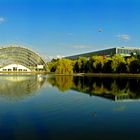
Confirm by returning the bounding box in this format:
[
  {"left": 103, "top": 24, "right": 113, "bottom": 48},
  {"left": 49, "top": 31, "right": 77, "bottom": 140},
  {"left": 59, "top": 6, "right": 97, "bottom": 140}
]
[
  {"left": 0, "top": 75, "right": 140, "bottom": 139},
  {"left": 0, "top": 87, "right": 140, "bottom": 140}
]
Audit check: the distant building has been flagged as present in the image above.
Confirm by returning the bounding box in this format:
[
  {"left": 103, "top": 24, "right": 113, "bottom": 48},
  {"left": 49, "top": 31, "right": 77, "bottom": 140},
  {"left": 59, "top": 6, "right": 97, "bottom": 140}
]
[{"left": 66, "top": 47, "right": 140, "bottom": 59}]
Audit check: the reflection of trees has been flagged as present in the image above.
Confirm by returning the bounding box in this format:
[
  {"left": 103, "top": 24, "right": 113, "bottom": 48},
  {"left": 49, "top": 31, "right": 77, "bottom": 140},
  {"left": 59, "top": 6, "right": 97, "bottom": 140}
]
[
  {"left": 0, "top": 75, "right": 46, "bottom": 100},
  {"left": 128, "top": 79, "right": 140, "bottom": 98},
  {"left": 47, "top": 76, "right": 140, "bottom": 101},
  {"left": 47, "top": 76, "right": 73, "bottom": 92},
  {"left": 115, "top": 78, "right": 128, "bottom": 90}
]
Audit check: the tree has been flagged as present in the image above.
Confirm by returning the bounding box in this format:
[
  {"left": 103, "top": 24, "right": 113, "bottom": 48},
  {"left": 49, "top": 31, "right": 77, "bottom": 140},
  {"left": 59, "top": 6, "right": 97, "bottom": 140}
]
[
  {"left": 79, "top": 57, "right": 87, "bottom": 73},
  {"left": 102, "top": 58, "right": 113, "bottom": 73},
  {"left": 92, "top": 56, "right": 104, "bottom": 73},
  {"left": 129, "top": 59, "right": 140, "bottom": 73},
  {"left": 111, "top": 55, "right": 126, "bottom": 73},
  {"left": 116, "top": 62, "right": 127, "bottom": 73},
  {"left": 73, "top": 57, "right": 87, "bottom": 73},
  {"left": 47, "top": 61, "right": 57, "bottom": 72},
  {"left": 73, "top": 61, "right": 79, "bottom": 73},
  {"left": 126, "top": 56, "right": 136, "bottom": 72},
  {"left": 86, "top": 56, "right": 95, "bottom": 73},
  {"left": 55, "top": 59, "right": 73, "bottom": 74}
]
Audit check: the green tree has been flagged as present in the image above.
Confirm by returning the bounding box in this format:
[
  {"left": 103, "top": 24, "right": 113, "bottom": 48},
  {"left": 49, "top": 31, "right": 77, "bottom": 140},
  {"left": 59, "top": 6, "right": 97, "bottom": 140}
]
[
  {"left": 116, "top": 62, "right": 127, "bottom": 73},
  {"left": 79, "top": 57, "right": 87, "bottom": 73},
  {"left": 55, "top": 59, "right": 73, "bottom": 74},
  {"left": 73, "top": 57, "right": 87, "bottom": 73},
  {"left": 47, "top": 60, "right": 57, "bottom": 72},
  {"left": 126, "top": 56, "right": 136, "bottom": 72},
  {"left": 73, "top": 61, "right": 79, "bottom": 73},
  {"left": 111, "top": 55, "right": 126, "bottom": 73},
  {"left": 86, "top": 57, "right": 94, "bottom": 73},
  {"left": 102, "top": 58, "right": 113, "bottom": 73},
  {"left": 92, "top": 56, "right": 104, "bottom": 73},
  {"left": 129, "top": 59, "right": 140, "bottom": 73}
]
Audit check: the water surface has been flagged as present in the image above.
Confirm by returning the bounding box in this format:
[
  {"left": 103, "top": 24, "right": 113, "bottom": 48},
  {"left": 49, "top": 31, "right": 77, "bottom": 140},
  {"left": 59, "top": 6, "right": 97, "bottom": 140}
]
[{"left": 0, "top": 74, "right": 140, "bottom": 140}]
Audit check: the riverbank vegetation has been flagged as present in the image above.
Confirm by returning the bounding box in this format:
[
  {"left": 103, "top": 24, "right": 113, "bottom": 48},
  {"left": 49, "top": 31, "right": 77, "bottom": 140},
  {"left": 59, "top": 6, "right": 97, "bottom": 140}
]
[{"left": 48, "top": 54, "right": 140, "bottom": 74}]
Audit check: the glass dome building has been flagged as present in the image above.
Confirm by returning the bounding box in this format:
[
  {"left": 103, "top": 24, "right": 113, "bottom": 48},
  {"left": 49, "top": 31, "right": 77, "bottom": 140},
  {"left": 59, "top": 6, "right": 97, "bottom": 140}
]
[{"left": 0, "top": 45, "right": 47, "bottom": 72}]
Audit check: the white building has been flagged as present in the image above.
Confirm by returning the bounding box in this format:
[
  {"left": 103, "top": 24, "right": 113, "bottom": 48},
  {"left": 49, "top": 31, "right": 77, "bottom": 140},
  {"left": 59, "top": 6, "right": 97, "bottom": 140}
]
[{"left": 0, "top": 64, "right": 31, "bottom": 72}]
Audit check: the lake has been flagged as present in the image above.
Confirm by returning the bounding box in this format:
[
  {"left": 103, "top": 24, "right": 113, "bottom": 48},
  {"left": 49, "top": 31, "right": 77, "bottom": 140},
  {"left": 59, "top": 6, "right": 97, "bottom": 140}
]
[{"left": 0, "top": 74, "right": 140, "bottom": 140}]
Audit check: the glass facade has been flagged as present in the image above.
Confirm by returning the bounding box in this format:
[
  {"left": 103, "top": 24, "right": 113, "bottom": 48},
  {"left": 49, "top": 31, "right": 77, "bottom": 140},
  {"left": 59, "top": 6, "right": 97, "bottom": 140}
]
[
  {"left": 0, "top": 46, "right": 47, "bottom": 71},
  {"left": 117, "top": 48, "right": 140, "bottom": 55}
]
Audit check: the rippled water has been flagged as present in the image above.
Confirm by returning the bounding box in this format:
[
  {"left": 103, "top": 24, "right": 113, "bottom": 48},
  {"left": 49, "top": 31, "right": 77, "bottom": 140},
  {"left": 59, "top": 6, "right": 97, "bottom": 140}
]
[{"left": 0, "top": 74, "right": 140, "bottom": 140}]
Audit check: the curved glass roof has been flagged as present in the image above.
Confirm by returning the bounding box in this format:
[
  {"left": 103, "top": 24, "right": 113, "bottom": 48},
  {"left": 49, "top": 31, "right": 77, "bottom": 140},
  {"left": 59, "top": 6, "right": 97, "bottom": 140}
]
[{"left": 0, "top": 45, "right": 47, "bottom": 71}]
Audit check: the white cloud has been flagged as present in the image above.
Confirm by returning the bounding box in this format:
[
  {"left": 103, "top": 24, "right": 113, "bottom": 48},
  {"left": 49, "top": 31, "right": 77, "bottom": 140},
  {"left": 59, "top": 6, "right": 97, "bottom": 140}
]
[
  {"left": 0, "top": 17, "right": 5, "bottom": 24},
  {"left": 116, "top": 34, "right": 130, "bottom": 41},
  {"left": 72, "top": 45, "right": 90, "bottom": 49}
]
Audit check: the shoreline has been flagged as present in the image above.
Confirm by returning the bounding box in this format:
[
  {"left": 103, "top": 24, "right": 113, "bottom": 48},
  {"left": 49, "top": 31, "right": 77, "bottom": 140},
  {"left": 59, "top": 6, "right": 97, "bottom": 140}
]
[
  {"left": 81, "top": 73, "right": 140, "bottom": 78},
  {"left": 47, "top": 73, "right": 140, "bottom": 78},
  {"left": 0, "top": 71, "right": 48, "bottom": 74},
  {"left": 0, "top": 72, "right": 140, "bottom": 78}
]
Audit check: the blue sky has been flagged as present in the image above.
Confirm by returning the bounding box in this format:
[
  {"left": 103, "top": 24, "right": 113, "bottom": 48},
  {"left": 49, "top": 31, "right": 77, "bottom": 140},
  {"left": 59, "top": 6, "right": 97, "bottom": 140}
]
[{"left": 0, "top": 0, "right": 140, "bottom": 58}]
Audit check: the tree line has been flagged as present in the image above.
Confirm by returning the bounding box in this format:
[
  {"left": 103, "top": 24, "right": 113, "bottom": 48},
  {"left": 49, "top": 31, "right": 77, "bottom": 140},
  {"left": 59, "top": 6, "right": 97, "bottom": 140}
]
[{"left": 47, "top": 54, "right": 140, "bottom": 74}]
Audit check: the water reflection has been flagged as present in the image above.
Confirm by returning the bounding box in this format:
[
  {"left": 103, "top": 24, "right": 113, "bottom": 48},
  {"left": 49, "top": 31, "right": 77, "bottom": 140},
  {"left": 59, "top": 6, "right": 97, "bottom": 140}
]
[
  {"left": 47, "top": 76, "right": 73, "bottom": 92},
  {"left": 48, "top": 76, "right": 140, "bottom": 101},
  {"left": 0, "top": 75, "right": 46, "bottom": 100},
  {"left": 1, "top": 74, "right": 140, "bottom": 101}
]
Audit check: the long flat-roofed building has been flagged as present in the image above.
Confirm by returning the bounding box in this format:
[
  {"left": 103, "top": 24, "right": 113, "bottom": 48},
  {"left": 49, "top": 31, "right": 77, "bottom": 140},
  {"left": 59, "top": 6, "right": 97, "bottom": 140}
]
[{"left": 66, "top": 47, "right": 140, "bottom": 59}]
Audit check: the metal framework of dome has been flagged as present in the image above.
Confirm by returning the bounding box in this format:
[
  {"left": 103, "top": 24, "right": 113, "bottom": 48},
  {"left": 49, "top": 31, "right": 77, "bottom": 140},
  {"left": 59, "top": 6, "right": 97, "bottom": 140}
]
[{"left": 0, "top": 45, "right": 47, "bottom": 71}]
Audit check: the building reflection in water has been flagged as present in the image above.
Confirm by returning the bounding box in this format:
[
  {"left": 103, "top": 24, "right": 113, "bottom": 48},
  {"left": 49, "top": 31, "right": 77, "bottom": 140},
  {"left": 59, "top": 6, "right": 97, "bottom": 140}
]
[
  {"left": 47, "top": 75, "right": 140, "bottom": 102},
  {"left": 0, "top": 74, "right": 46, "bottom": 100}
]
